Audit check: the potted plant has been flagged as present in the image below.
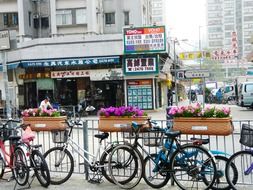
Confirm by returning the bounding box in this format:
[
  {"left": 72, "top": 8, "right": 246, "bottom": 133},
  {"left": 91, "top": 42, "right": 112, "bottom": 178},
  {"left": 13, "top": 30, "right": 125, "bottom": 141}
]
[
  {"left": 98, "top": 106, "right": 149, "bottom": 132},
  {"left": 168, "top": 103, "right": 233, "bottom": 136},
  {"left": 22, "top": 108, "right": 67, "bottom": 131}
]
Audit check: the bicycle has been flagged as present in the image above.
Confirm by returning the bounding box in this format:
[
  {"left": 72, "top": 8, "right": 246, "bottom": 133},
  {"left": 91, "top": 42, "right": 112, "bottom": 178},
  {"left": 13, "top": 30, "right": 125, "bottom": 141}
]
[
  {"left": 108, "top": 120, "right": 218, "bottom": 190},
  {"left": 143, "top": 127, "right": 238, "bottom": 190},
  {"left": 43, "top": 119, "right": 136, "bottom": 185},
  {"left": 0, "top": 119, "right": 50, "bottom": 188},
  {"left": 225, "top": 123, "right": 253, "bottom": 189}
]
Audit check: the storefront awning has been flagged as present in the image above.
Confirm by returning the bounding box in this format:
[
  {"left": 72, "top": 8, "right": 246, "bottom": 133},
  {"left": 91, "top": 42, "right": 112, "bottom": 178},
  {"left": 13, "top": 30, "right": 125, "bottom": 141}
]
[
  {"left": 21, "top": 56, "right": 120, "bottom": 68},
  {"left": 0, "top": 62, "right": 20, "bottom": 71}
]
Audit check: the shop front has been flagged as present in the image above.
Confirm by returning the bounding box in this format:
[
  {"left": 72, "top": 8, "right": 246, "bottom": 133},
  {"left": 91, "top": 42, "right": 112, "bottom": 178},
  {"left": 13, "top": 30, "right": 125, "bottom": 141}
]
[
  {"left": 123, "top": 54, "right": 166, "bottom": 110},
  {"left": 19, "top": 56, "right": 122, "bottom": 109}
]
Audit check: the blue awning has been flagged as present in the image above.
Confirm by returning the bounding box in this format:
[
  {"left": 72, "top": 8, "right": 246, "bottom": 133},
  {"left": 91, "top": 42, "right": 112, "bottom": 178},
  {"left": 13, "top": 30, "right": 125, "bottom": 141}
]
[
  {"left": 21, "top": 56, "right": 120, "bottom": 68},
  {"left": 0, "top": 62, "right": 20, "bottom": 71}
]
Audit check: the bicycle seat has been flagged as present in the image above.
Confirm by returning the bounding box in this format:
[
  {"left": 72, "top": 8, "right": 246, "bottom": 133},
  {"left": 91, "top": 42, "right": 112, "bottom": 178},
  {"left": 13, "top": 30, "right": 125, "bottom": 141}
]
[
  {"left": 8, "top": 135, "right": 21, "bottom": 141},
  {"left": 191, "top": 137, "right": 210, "bottom": 145},
  {"left": 94, "top": 133, "right": 109, "bottom": 140},
  {"left": 164, "top": 130, "right": 181, "bottom": 138}
]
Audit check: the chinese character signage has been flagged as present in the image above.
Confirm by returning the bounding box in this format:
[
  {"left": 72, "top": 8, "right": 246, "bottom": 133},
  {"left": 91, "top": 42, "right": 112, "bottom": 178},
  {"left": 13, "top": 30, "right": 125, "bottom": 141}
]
[
  {"left": 51, "top": 70, "right": 90, "bottom": 78},
  {"left": 124, "top": 55, "right": 158, "bottom": 75},
  {"left": 123, "top": 26, "right": 166, "bottom": 53},
  {"left": 179, "top": 51, "right": 211, "bottom": 60},
  {"left": 127, "top": 80, "right": 153, "bottom": 110},
  {"left": 21, "top": 56, "right": 120, "bottom": 68}
]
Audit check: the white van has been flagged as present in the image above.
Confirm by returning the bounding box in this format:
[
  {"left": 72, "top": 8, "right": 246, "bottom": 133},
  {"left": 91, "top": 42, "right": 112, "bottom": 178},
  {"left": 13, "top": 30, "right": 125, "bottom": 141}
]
[{"left": 238, "top": 82, "right": 253, "bottom": 108}]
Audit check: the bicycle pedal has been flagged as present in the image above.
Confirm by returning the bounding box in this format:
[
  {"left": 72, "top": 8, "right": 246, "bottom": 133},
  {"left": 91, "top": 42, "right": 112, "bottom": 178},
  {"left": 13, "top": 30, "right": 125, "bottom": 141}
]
[
  {"left": 7, "top": 175, "right": 15, "bottom": 182},
  {"left": 88, "top": 178, "right": 102, "bottom": 184}
]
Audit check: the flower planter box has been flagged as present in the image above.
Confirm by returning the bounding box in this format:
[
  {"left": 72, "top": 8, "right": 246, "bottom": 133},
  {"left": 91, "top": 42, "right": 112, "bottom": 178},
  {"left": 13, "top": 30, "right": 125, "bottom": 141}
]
[
  {"left": 98, "top": 116, "right": 150, "bottom": 132},
  {"left": 23, "top": 116, "right": 67, "bottom": 132},
  {"left": 173, "top": 117, "right": 233, "bottom": 136}
]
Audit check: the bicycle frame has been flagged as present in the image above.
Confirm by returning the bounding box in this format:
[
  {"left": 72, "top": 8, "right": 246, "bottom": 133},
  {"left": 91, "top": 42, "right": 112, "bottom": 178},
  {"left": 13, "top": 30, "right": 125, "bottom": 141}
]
[
  {"left": 244, "top": 149, "right": 253, "bottom": 175},
  {"left": 0, "top": 139, "right": 15, "bottom": 167},
  {"left": 61, "top": 135, "right": 112, "bottom": 168}
]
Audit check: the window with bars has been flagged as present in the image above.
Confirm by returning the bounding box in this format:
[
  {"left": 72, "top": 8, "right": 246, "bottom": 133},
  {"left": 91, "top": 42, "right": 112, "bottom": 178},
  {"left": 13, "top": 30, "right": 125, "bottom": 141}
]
[
  {"left": 105, "top": 12, "right": 115, "bottom": 25},
  {"left": 3, "top": 13, "right": 18, "bottom": 27}
]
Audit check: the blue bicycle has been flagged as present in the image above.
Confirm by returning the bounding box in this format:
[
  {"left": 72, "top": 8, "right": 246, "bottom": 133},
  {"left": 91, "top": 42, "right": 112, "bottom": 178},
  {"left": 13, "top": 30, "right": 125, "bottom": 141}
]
[{"left": 143, "top": 127, "right": 238, "bottom": 190}]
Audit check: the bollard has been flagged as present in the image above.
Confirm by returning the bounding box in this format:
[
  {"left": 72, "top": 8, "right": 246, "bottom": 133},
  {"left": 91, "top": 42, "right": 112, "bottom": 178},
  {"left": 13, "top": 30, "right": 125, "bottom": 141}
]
[{"left": 82, "top": 120, "right": 89, "bottom": 180}]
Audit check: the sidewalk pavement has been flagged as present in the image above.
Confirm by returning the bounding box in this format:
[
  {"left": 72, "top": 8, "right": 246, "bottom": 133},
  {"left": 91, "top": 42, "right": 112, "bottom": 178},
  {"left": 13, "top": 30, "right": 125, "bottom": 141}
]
[{"left": 0, "top": 173, "right": 177, "bottom": 190}]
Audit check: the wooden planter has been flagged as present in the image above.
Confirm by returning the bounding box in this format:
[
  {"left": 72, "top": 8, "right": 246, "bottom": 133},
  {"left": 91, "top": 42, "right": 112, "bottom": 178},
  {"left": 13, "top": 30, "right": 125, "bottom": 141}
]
[
  {"left": 173, "top": 117, "right": 233, "bottom": 136},
  {"left": 98, "top": 116, "right": 150, "bottom": 132},
  {"left": 23, "top": 116, "right": 67, "bottom": 132}
]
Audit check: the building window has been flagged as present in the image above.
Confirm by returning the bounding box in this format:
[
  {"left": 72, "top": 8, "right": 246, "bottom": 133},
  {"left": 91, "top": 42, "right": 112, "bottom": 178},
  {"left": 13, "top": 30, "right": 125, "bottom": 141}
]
[
  {"left": 41, "top": 17, "right": 49, "bottom": 28},
  {"left": 28, "top": 12, "right": 32, "bottom": 27},
  {"left": 56, "top": 10, "right": 72, "bottom": 25},
  {"left": 124, "top": 11, "right": 129, "bottom": 25},
  {"left": 76, "top": 9, "right": 86, "bottom": 24},
  {"left": 3, "top": 13, "right": 18, "bottom": 27},
  {"left": 105, "top": 12, "right": 115, "bottom": 25}
]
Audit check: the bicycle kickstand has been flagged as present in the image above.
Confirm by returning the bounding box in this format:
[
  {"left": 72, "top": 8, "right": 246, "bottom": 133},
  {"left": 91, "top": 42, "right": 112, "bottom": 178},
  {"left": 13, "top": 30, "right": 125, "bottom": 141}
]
[{"left": 13, "top": 174, "right": 36, "bottom": 190}]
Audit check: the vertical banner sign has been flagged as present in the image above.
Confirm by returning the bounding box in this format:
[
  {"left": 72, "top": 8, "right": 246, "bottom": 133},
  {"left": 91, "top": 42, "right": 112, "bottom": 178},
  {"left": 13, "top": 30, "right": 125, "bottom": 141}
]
[
  {"left": 127, "top": 80, "right": 153, "bottom": 110},
  {"left": 123, "top": 26, "right": 166, "bottom": 53},
  {"left": 0, "top": 30, "right": 11, "bottom": 50}
]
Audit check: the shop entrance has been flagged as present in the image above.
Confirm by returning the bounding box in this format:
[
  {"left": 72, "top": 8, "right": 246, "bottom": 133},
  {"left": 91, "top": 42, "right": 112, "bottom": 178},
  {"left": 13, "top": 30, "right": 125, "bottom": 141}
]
[
  {"left": 91, "top": 81, "right": 124, "bottom": 109},
  {"left": 24, "top": 82, "right": 37, "bottom": 108},
  {"left": 55, "top": 79, "right": 77, "bottom": 106}
]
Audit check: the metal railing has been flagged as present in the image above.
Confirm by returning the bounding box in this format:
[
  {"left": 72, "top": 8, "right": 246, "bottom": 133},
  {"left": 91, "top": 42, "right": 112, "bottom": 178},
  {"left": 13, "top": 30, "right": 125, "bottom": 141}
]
[{"left": 33, "top": 119, "right": 253, "bottom": 185}]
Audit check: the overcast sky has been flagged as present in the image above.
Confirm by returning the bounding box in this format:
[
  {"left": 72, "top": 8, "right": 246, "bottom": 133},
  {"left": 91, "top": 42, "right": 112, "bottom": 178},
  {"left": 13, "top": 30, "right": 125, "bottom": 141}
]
[{"left": 165, "top": 0, "right": 207, "bottom": 52}]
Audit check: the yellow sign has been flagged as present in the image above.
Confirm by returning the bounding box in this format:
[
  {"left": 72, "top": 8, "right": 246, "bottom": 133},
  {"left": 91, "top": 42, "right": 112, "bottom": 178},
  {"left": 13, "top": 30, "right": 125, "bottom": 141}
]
[{"left": 179, "top": 51, "right": 211, "bottom": 60}]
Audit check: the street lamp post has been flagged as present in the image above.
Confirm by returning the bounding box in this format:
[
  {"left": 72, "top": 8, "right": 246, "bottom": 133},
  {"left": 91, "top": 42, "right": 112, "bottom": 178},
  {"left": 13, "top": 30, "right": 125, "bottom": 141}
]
[{"left": 173, "top": 39, "right": 178, "bottom": 106}]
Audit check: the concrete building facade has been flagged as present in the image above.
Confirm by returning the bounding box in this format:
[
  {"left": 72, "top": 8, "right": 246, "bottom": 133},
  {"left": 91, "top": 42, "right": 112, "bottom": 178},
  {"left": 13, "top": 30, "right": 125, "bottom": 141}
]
[{"left": 0, "top": 0, "right": 169, "bottom": 112}]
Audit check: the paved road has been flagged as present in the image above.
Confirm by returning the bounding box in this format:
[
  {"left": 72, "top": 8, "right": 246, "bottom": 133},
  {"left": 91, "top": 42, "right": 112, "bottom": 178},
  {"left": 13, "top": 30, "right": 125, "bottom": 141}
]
[{"left": 0, "top": 173, "right": 177, "bottom": 190}]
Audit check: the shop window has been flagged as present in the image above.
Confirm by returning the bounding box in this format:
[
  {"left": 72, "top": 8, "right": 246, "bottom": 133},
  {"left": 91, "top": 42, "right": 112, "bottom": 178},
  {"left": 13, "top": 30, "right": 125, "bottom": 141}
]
[
  {"left": 33, "top": 18, "right": 39, "bottom": 29},
  {"left": 105, "top": 12, "right": 115, "bottom": 25}
]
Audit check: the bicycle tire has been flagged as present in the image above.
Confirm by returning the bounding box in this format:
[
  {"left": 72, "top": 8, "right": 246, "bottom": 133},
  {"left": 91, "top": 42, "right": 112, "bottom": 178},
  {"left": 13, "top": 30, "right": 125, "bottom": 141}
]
[
  {"left": 12, "top": 147, "right": 29, "bottom": 186},
  {"left": 0, "top": 156, "right": 5, "bottom": 178},
  {"left": 202, "top": 155, "right": 238, "bottom": 190},
  {"left": 31, "top": 150, "right": 50, "bottom": 187},
  {"left": 44, "top": 146, "right": 74, "bottom": 185},
  {"left": 225, "top": 150, "right": 253, "bottom": 190},
  {"left": 170, "top": 144, "right": 217, "bottom": 190},
  {"left": 100, "top": 146, "right": 114, "bottom": 183},
  {"left": 143, "top": 153, "right": 171, "bottom": 188},
  {"left": 108, "top": 144, "right": 143, "bottom": 189}
]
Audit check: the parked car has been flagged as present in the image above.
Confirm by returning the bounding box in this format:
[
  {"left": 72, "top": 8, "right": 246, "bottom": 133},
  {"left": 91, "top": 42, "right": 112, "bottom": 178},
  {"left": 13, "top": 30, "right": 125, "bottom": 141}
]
[{"left": 238, "top": 82, "right": 253, "bottom": 108}]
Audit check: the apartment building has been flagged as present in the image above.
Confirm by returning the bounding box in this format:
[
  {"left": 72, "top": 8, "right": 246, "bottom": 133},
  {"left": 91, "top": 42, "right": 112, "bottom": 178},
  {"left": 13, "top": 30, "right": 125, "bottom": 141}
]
[
  {"left": 207, "top": 0, "right": 253, "bottom": 59},
  {"left": 150, "top": 0, "right": 165, "bottom": 26},
  {"left": 0, "top": 0, "right": 168, "bottom": 111},
  {"left": 206, "top": 0, "right": 253, "bottom": 81}
]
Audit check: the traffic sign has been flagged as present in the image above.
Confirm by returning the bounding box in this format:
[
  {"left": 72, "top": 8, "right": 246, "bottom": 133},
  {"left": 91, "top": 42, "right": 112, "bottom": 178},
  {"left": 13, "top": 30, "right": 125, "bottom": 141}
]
[{"left": 184, "top": 70, "right": 210, "bottom": 78}]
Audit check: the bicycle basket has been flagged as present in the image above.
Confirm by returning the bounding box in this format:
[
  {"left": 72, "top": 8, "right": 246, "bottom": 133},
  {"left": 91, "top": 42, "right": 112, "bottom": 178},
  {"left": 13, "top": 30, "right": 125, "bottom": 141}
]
[
  {"left": 51, "top": 130, "right": 68, "bottom": 143},
  {"left": 240, "top": 124, "right": 253, "bottom": 147},
  {"left": 143, "top": 130, "right": 163, "bottom": 147}
]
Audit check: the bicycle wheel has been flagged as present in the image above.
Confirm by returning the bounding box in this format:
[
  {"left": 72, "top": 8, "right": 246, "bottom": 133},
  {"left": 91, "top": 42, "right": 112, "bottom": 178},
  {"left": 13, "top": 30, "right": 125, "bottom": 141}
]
[
  {"left": 44, "top": 146, "right": 74, "bottom": 185},
  {"left": 108, "top": 144, "right": 143, "bottom": 189},
  {"left": 170, "top": 144, "right": 216, "bottom": 190},
  {"left": 226, "top": 150, "right": 253, "bottom": 190},
  {"left": 100, "top": 146, "right": 115, "bottom": 184},
  {"left": 0, "top": 155, "right": 5, "bottom": 178},
  {"left": 143, "top": 153, "right": 171, "bottom": 188},
  {"left": 12, "top": 147, "right": 29, "bottom": 186},
  {"left": 31, "top": 150, "right": 50, "bottom": 187},
  {"left": 202, "top": 155, "right": 238, "bottom": 190}
]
